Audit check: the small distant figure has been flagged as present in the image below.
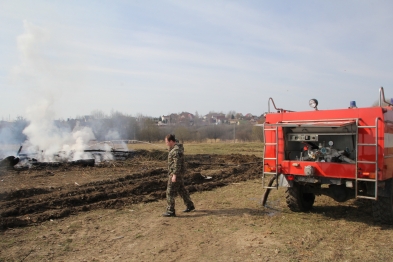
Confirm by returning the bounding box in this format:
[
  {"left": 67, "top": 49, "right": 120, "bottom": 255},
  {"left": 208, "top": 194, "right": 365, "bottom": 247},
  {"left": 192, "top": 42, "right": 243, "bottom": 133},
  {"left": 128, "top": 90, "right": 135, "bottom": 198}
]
[{"left": 162, "top": 134, "right": 195, "bottom": 217}]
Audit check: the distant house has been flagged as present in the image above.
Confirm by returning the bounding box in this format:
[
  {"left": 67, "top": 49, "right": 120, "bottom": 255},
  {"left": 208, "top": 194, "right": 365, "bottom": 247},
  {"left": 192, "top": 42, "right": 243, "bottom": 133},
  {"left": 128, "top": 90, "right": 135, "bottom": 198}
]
[
  {"left": 178, "top": 112, "right": 194, "bottom": 125},
  {"left": 161, "top": 112, "right": 194, "bottom": 125},
  {"left": 229, "top": 119, "right": 239, "bottom": 125},
  {"left": 244, "top": 113, "right": 255, "bottom": 120},
  {"left": 170, "top": 113, "right": 179, "bottom": 124},
  {"left": 203, "top": 113, "right": 227, "bottom": 124},
  {"left": 161, "top": 115, "right": 170, "bottom": 124},
  {"left": 214, "top": 114, "right": 226, "bottom": 124},
  {"left": 235, "top": 113, "right": 244, "bottom": 120},
  {"left": 161, "top": 114, "right": 179, "bottom": 124}
]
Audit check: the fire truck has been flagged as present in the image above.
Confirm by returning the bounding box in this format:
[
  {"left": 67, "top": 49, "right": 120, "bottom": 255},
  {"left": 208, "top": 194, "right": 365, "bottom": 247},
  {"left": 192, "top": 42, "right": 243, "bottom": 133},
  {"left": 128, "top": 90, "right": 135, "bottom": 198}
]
[{"left": 262, "top": 87, "right": 393, "bottom": 224}]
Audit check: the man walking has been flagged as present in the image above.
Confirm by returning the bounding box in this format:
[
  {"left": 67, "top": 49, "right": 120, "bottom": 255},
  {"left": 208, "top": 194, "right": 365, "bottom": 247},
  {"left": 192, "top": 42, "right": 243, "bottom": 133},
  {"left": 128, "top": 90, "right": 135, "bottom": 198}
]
[{"left": 163, "top": 134, "right": 195, "bottom": 217}]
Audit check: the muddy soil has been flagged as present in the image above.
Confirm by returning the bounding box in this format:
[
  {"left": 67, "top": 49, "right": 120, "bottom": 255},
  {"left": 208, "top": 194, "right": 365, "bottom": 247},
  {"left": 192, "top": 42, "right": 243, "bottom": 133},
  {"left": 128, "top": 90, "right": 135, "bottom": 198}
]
[
  {"left": 2, "top": 150, "right": 393, "bottom": 261},
  {"left": 0, "top": 151, "right": 263, "bottom": 230}
]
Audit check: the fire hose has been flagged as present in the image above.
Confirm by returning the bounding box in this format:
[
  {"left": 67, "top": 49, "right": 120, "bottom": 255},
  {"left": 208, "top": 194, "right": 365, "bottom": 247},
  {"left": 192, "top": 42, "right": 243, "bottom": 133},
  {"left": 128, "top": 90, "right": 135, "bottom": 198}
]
[{"left": 261, "top": 174, "right": 277, "bottom": 206}]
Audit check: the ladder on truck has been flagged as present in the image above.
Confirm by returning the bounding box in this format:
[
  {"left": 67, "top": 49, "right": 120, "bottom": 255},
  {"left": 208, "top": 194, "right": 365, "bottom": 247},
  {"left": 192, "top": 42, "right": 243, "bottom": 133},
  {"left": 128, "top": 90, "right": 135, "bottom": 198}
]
[
  {"left": 355, "top": 117, "right": 380, "bottom": 200},
  {"left": 262, "top": 124, "right": 279, "bottom": 190}
]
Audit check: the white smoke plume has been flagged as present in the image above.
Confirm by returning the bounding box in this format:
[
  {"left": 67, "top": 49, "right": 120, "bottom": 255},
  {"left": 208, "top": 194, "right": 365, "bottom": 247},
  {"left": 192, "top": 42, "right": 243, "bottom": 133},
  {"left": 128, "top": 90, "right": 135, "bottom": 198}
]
[{"left": 15, "top": 21, "right": 96, "bottom": 162}]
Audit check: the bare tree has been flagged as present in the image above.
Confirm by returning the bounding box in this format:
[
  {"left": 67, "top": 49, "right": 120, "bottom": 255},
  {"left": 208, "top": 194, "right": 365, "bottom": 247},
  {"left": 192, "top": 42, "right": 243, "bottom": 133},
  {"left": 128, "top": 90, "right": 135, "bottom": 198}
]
[
  {"left": 226, "top": 110, "right": 236, "bottom": 119},
  {"left": 236, "top": 124, "right": 253, "bottom": 142},
  {"left": 138, "top": 118, "right": 160, "bottom": 142},
  {"left": 204, "top": 125, "right": 225, "bottom": 142},
  {"left": 252, "top": 126, "right": 264, "bottom": 142},
  {"left": 175, "top": 126, "right": 191, "bottom": 143},
  {"left": 91, "top": 110, "right": 107, "bottom": 119},
  {"left": 219, "top": 125, "right": 236, "bottom": 141}
]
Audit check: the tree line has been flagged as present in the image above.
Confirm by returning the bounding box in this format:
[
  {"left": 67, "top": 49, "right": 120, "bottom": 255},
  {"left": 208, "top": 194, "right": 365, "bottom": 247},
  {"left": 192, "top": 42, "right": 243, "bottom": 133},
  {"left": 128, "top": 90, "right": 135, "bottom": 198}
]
[
  {"left": 0, "top": 111, "right": 265, "bottom": 145},
  {"left": 85, "top": 111, "right": 264, "bottom": 143},
  {"left": 140, "top": 119, "right": 264, "bottom": 143}
]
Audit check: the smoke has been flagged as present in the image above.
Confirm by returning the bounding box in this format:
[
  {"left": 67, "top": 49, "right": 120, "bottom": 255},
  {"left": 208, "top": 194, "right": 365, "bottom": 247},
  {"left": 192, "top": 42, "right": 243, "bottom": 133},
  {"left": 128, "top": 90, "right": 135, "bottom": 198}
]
[
  {"left": 13, "top": 21, "right": 96, "bottom": 162},
  {"left": 22, "top": 102, "right": 96, "bottom": 161},
  {"left": 105, "top": 130, "right": 120, "bottom": 140}
]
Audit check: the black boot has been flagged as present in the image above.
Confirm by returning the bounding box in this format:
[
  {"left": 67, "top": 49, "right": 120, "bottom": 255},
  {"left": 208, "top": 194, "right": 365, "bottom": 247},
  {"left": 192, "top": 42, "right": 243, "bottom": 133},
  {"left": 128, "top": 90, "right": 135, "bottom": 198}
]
[
  {"left": 183, "top": 204, "right": 195, "bottom": 213},
  {"left": 162, "top": 210, "right": 176, "bottom": 217}
]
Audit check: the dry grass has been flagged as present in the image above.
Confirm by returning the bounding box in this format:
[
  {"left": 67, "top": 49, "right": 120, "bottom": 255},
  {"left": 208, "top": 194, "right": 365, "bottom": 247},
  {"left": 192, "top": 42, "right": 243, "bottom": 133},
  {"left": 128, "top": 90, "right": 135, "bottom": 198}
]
[
  {"left": 185, "top": 141, "right": 263, "bottom": 157},
  {"left": 125, "top": 141, "right": 264, "bottom": 157},
  {"left": 0, "top": 141, "right": 263, "bottom": 157},
  {"left": 2, "top": 179, "right": 393, "bottom": 261}
]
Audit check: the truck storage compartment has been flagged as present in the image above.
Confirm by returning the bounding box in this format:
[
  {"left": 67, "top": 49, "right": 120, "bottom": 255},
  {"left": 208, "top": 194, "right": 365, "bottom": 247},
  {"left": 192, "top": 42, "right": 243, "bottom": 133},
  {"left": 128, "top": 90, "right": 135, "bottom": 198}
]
[{"left": 281, "top": 120, "right": 357, "bottom": 163}]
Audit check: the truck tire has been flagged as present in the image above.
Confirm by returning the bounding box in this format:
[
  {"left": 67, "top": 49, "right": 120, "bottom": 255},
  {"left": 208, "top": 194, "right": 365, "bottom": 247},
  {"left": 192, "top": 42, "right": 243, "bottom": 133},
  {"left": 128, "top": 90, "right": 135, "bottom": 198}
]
[
  {"left": 372, "top": 181, "right": 393, "bottom": 224},
  {"left": 286, "top": 183, "right": 315, "bottom": 212}
]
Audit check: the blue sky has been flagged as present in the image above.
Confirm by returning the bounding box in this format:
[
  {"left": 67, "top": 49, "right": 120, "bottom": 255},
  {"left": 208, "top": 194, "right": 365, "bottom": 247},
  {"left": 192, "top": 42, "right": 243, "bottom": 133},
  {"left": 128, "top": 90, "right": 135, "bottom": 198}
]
[{"left": 1, "top": 0, "right": 393, "bottom": 120}]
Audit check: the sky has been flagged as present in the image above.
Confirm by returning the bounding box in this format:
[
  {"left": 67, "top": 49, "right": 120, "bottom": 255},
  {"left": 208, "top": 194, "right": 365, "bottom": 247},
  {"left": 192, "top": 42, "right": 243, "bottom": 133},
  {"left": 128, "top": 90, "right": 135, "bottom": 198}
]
[{"left": 1, "top": 0, "right": 393, "bottom": 121}]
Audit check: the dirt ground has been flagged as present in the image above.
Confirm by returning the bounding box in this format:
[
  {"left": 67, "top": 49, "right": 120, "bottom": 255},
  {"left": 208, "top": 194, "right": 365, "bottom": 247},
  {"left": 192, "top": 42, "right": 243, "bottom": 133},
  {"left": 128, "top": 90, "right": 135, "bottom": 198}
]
[{"left": 1, "top": 150, "right": 393, "bottom": 261}]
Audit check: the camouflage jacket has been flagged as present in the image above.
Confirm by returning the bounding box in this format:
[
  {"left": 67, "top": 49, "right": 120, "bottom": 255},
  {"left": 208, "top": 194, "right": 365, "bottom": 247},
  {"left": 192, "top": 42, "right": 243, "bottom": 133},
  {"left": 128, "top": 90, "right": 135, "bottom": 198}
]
[{"left": 168, "top": 143, "right": 185, "bottom": 176}]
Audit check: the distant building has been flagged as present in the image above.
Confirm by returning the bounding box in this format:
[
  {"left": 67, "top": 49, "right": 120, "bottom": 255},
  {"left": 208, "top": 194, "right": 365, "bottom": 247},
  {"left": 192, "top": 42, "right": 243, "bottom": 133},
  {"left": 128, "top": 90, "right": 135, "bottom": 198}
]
[
  {"left": 203, "top": 113, "right": 227, "bottom": 124},
  {"left": 161, "top": 115, "right": 171, "bottom": 124},
  {"left": 178, "top": 112, "right": 194, "bottom": 125},
  {"left": 161, "top": 112, "right": 194, "bottom": 125}
]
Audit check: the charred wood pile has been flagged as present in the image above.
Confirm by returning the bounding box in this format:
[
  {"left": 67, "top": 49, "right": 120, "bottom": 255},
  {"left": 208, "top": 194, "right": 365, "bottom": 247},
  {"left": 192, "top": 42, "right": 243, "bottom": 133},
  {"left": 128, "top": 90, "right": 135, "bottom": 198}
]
[{"left": 0, "top": 146, "right": 136, "bottom": 169}]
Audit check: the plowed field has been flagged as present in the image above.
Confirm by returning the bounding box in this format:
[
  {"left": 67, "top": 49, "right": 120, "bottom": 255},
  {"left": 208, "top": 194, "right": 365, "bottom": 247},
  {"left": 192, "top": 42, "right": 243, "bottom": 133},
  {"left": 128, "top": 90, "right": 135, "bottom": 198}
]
[
  {"left": 1, "top": 149, "right": 393, "bottom": 261},
  {"left": 0, "top": 151, "right": 262, "bottom": 230}
]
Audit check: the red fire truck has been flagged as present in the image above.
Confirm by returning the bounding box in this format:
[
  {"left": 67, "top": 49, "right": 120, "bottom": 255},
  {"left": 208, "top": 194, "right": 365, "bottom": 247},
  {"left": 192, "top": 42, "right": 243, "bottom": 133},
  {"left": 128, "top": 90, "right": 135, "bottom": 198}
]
[{"left": 262, "top": 87, "right": 393, "bottom": 224}]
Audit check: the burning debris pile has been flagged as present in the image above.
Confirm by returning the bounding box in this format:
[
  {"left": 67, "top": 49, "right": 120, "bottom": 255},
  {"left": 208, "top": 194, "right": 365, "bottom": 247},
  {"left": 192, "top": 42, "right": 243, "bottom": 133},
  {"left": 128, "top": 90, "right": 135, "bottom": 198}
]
[
  {"left": 0, "top": 156, "right": 20, "bottom": 169},
  {"left": 0, "top": 106, "right": 140, "bottom": 169},
  {"left": 0, "top": 141, "right": 137, "bottom": 169}
]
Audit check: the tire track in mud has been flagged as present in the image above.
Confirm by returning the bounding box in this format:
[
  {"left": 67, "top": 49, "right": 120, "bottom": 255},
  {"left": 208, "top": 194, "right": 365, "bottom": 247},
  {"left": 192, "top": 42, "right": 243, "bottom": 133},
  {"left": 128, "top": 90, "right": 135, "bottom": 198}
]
[{"left": 0, "top": 154, "right": 263, "bottom": 229}]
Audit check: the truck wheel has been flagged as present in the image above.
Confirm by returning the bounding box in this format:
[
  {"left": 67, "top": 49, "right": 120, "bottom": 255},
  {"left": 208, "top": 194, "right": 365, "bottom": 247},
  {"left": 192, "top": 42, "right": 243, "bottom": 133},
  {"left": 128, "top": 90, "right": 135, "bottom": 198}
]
[
  {"left": 372, "top": 181, "right": 393, "bottom": 224},
  {"left": 286, "top": 183, "right": 315, "bottom": 212}
]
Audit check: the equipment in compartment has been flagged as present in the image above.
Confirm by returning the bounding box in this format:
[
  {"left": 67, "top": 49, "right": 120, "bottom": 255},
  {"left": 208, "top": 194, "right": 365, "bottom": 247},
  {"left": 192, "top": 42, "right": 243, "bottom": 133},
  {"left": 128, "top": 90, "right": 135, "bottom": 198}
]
[{"left": 284, "top": 124, "right": 356, "bottom": 163}]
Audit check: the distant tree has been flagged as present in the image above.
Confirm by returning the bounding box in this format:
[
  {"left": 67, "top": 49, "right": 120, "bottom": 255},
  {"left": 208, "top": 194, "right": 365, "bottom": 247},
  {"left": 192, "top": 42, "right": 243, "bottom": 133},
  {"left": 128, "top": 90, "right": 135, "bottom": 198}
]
[
  {"left": 236, "top": 124, "right": 253, "bottom": 142},
  {"left": 193, "top": 111, "right": 203, "bottom": 126},
  {"left": 219, "top": 125, "right": 236, "bottom": 141},
  {"left": 204, "top": 125, "right": 225, "bottom": 142},
  {"left": 91, "top": 110, "right": 106, "bottom": 119},
  {"left": 129, "top": 119, "right": 139, "bottom": 140},
  {"left": 138, "top": 118, "right": 160, "bottom": 142},
  {"left": 252, "top": 126, "right": 264, "bottom": 142},
  {"left": 5, "top": 116, "right": 29, "bottom": 143},
  {"left": 175, "top": 126, "right": 191, "bottom": 143},
  {"left": 235, "top": 113, "right": 243, "bottom": 119},
  {"left": 158, "top": 126, "right": 174, "bottom": 141},
  {"left": 226, "top": 110, "right": 236, "bottom": 119},
  {"left": 256, "top": 116, "right": 265, "bottom": 124}
]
